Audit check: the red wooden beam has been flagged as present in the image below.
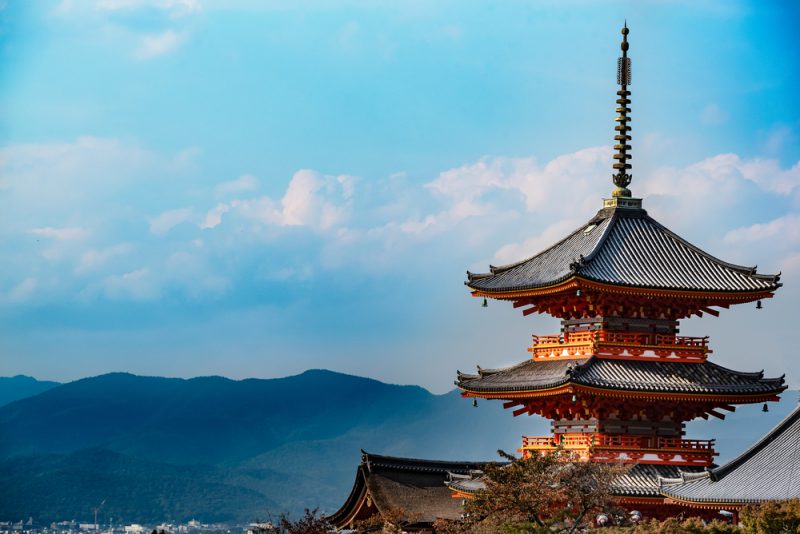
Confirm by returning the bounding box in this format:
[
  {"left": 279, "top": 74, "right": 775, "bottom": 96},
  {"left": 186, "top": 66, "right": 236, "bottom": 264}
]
[{"left": 512, "top": 406, "right": 529, "bottom": 417}]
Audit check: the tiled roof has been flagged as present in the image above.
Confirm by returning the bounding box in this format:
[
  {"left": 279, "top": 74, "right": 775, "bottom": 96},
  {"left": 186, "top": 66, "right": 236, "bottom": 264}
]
[
  {"left": 457, "top": 357, "right": 786, "bottom": 397},
  {"left": 660, "top": 405, "right": 800, "bottom": 504},
  {"left": 328, "top": 451, "right": 488, "bottom": 527},
  {"left": 467, "top": 206, "right": 780, "bottom": 294},
  {"left": 447, "top": 463, "right": 704, "bottom": 498},
  {"left": 615, "top": 465, "right": 704, "bottom": 497}
]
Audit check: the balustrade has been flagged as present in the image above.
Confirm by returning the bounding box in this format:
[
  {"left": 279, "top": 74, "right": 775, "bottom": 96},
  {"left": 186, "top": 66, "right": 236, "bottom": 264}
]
[
  {"left": 521, "top": 433, "right": 715, "bottom": 452},
  {"left": 529, "top": 330, "right": 709, "bottom": 361}
]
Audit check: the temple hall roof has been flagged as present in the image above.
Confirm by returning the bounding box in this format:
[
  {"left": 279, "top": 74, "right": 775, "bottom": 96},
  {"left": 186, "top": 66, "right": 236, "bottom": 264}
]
[
  {"left": 327, "top": 451, "right": 488, "bottom": 529},
  {"left": 660, "top": 405, "right": 800, "bottom": 505},
  {"left": 457, "top": 357, "right": 786, "bottom": 398},
  {"left": 447, "top": 463, "right": 705, "bottom": 499},
  {"left": 467, "top": 206, "right": 781, "bottom": 295}
]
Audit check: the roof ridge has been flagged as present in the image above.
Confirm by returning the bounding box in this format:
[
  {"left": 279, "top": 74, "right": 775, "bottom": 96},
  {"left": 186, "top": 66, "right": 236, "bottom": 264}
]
[
  {"left": 360, "top": 451, "right": 489, "bottom": 470},
  {"left": 643, "top": 213, "right": 780, "bottom": 281},
  {"left": 711, "top": 404, "right": 800, "bottom": 480},
  {"left": 704, "top": 359, "right": 786, "bottom": 382},
  {"left": 468, "top": 211, "right": 614, "bottom": 281},
  {"left": 577, "top": 209, "right": 621, "bottom": 266}
]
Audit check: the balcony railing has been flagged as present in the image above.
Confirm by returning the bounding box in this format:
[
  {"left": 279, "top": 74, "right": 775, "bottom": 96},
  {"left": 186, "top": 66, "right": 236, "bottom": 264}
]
[
  {"left": 520, "top": 433, "right": 717, "bottom": 466},
  {"left": 521, "top": 433, "right": 715, "bottom": 452},
  {"left": 529, "top": 331, "right": 710, "bottom": 362}
]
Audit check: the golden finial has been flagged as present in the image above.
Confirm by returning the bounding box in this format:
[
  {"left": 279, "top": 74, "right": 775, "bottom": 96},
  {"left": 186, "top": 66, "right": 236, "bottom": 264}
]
[{"left": 612, "top": 22, "right": 632, "bottom": 198}]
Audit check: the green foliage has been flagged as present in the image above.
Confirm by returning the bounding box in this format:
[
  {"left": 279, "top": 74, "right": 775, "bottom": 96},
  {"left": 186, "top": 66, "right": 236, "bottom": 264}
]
[
  {"left": 607, "top": 517, "right": 737, "bottom": 533},
  {"left": 603, "top": 501, "right": 800, "bottom": 533},
  {"left": 434, "top": 449, "right": 627, "bottom": 533},
  {"left": 739, "top": 499, "right": 800, "bottom": 534}
]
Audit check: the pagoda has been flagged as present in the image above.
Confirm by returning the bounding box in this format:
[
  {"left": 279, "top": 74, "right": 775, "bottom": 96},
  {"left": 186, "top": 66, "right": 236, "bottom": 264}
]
[{"left": 454, "top": 24, "right": 787, "bottom": 518}]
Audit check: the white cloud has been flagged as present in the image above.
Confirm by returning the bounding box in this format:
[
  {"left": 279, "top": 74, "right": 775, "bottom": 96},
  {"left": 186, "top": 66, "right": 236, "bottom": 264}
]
[
  {"left": 30, "top": 227, "right": 88, "bottom": 241},
  {"left": 7, "top": 278, "right": 38, "bottom": 303},
  {"left": 701, "top": 103, "right": 728, "bottom": 125},
  {"left": 101, "top": 268, "right": 159, "bottom": 301},
  {"left": 200, "top": 203, "right": 230, "bottom": 229},
  {"left": 215, "top": 174, "right": 259, "bottom": 196},
  {"left": 95, "top": 0, "right": 200, "bottom": 17},
  {"left": 5, "top": 133, "right": 800, "bottom": 311},
  {"left": 77, "top": 243, "right": 134, "bottom": 274},
  {"left": 135, "top": 30, "right": 187, "bottom": 59},
  {"left": 493, "top": 219, "right": 584, "bottom": 266},
  {"left": 149, "top": 207, "right": 194, "bottom": 235},
  {"left": 223, "top": 170, "right": 356, "bottom": 231}
]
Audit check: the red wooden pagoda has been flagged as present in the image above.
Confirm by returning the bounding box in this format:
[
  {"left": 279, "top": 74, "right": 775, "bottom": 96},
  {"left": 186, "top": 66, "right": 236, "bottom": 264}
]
[{"left": 453, "top": 24, "right": 786, "bottom": 518}]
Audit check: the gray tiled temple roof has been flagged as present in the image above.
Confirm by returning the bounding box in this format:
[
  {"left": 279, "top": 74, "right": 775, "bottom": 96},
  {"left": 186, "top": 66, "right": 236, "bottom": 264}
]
[
  {"left": 615, "top": 465, "right": 705, "bottom": 497},
  {"left": 457, "top": 357, "right": 786, "bottom": 396},
  {"left": 660, "top": 405, "right": 800, "bottom": 504},
  {"left": 467, "top": 206, "right": 780, "bottom": 294},
  {"left": 447, "top": 463, "right": 704, "bottom": 498},
  {"left": 327, "top": 451, "right": 490, "bottom": 527}
]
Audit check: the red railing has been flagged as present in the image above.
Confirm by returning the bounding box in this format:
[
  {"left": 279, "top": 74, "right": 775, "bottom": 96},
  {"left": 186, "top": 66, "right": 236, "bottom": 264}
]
[
  {"left": 529, "top": 331, "right": 710, "bottom": 362},
  {"left": 521, "top": 434, "right": 715, "bottom": 452},
  {"left": 532, "top": 332, "right": 709, "bottom": 348}
]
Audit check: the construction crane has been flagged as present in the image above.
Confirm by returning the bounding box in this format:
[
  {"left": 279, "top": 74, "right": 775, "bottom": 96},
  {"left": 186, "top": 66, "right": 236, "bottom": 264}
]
[{"left": 93, "top": 500, "right": 106, "bottom": 531}]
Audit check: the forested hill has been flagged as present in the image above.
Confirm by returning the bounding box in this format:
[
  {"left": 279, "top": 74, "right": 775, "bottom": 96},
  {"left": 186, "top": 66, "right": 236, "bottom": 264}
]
[
  {"left": 0, "top": 375, "right": 60, "bottom": 407},
  {"left": 0, "top": 371, "right": 796, "bottom": 524},
  {"left": 0, "top": 370, "right": 541, "bottom": 524}
]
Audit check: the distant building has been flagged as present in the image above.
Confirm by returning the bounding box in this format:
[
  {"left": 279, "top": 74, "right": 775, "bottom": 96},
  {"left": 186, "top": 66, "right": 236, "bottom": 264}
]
[{"left": 328, "top": 452, "right": 487, "bottom": 531}]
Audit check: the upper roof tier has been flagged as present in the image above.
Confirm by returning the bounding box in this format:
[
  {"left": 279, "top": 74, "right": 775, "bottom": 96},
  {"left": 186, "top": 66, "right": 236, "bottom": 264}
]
[{"left": 467, "top": 205, "right": 781, "bottom": 296}]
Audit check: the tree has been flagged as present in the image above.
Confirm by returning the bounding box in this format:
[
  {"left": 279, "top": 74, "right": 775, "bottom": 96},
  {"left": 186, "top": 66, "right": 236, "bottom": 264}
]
[
  {"left": 434, "top": 449, "right": 629, "bottom": 533},
  {"left": 351, "top": 507, "right": 423, "bottom": 533},
  {"left": 251, "top": 509, "right": 332, "bottom": 534},
  {"left": 739, "top": 499, "right": 800, "bottom": 534}
]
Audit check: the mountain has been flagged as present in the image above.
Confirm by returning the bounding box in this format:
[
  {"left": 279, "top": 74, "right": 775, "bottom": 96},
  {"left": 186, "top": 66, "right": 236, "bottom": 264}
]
[
  {"left": 0, "top": 375, "right": 60, "bottom": 407},
  {"left": 0, "top": 370, "right": 543, "bottom": 523},
  {"left": 1, "top": 370, "right": 796, "bottom": 524}
]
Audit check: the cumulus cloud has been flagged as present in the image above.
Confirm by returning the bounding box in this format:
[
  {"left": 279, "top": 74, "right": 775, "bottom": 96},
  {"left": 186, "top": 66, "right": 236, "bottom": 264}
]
[
  {"left": 30, "top": 227, "right": 88, "bottom": 241},
  {"left": 101, "top": 268, "right": 159, "bottom": 301},
  {"left": 7, "top": 278, "right": 38, "bottom": 303},
  {"left": 200, "top": 203, "right": 230, "bottom": 229},
  {"left": 215, "top": 174, "right": 259, "bottom": 196},
  {"left": 4, "top": 134, "right": 800, "bottom": 309},
  {"left": 77, "top": 243, "right": 134, "bottom": 274},
  {"left": 96, "top": 0, "right": 200, "bottom": 16},
  {"left": 217, "top": 170, "right": 356, "bottom": 232},
  {"left": 135, "top": 30, "right": 187, "bottom": 59},
  {"left": 149, "top": 207, "right": 194, "bottom": 235}
]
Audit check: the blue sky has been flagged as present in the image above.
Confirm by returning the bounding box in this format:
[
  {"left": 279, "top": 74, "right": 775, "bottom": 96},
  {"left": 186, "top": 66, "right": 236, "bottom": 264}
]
[{"left": 1, "top": 0, "right": 799, "bottom": 394}]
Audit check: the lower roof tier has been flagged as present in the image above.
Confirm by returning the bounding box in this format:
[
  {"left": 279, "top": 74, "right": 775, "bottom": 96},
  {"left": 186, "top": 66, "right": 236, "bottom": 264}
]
[
  {"left": 448, "top": 463, "right": 705, "bottom": 500},
  {"left": 660, "top": 405, "right": 800, "bottom": 507},
  {"left": 457, "top": 357, "right": 785, "bottom": 401}
]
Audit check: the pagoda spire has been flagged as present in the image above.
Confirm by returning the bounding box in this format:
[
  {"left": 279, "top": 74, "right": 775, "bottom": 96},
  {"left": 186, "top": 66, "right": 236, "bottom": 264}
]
[{"left": 612, "top": 22, "right": 633, "bottom": 198}]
